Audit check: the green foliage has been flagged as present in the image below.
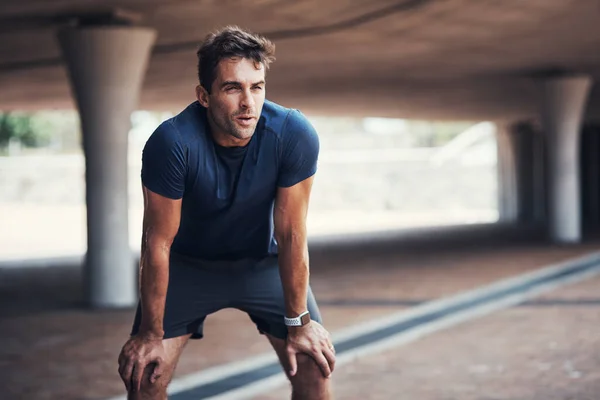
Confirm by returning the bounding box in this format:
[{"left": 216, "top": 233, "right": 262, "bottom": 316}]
[
  {"left": 0, "top": 112, "right": 51, "bottom": 149},
  {"left": 0, "top": 111, "right": 79, "bottom": 152}
]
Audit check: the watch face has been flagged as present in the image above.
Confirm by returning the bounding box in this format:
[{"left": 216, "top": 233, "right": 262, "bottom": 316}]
[{"left": 300, "top": 311, "right": 311, "bottom": 325}]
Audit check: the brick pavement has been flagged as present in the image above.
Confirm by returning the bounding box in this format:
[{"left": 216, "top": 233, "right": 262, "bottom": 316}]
[
  {"left": 254, "top": 276, "right": 600, "bottom": 400},
  {"left": 0, "top": 231, "right": 598, "bottom": 400}
]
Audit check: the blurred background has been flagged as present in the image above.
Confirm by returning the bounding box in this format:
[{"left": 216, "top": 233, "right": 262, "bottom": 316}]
[
  {"left": 2, "top": 1, "right": 600, "bottom": 399},
  {"left": 0, "top": 110, "right": 497, "bottom": 260}
]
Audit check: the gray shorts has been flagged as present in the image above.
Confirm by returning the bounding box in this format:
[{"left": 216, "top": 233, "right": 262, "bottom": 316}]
[{"left": 130, "top": 253, "right": 322, "bottom": 340}]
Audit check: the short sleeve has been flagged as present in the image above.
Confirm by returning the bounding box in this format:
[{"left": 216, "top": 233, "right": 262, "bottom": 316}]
[
  {"left": 277, "top": 110, "right": 320, "bottom": 188},
  {"left": 141, "top": 121, "right": 187, "bottom": 199}
]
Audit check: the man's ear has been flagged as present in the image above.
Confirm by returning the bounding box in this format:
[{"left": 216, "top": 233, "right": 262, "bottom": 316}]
[{"left": 196, "top": 85, "right": 209, "bottom": 108}]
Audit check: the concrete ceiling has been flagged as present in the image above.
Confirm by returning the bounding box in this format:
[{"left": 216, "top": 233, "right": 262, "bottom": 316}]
[{"left": 1, "top": 0, "right": 600, "bottom": 121}]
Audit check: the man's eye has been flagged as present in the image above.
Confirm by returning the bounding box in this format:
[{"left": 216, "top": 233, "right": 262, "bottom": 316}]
[{"left": 226, "top": 86, "right": 239, "bottom": 92}]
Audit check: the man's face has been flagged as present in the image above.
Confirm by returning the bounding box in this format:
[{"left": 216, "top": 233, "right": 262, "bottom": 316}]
[{"left": 200, "top": 57, "right": 266, "bottom": 143}]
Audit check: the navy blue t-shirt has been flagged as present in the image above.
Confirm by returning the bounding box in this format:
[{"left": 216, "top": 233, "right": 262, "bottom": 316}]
[{"left": 141, "top": 100, "right": 319, "bottom": 260}]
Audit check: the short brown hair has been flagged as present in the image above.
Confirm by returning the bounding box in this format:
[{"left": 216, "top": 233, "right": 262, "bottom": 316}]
[{"left": 197, "top": 26, "right": 276, "bottom": 93}]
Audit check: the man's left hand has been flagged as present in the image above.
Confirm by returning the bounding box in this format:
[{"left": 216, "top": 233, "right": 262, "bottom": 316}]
[{"left": 285, "top": 320, "right": 336, "bottom": 378}]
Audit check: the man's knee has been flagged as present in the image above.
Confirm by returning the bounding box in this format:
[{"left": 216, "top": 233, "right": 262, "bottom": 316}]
[
  {"left": 125, "top": 334, "right": 189, "bottom": 400},
  {"left": 288, "top": 354, "right": 332, "bottom": 400},
  {"left": 291, "top": 354, "right": 328, "bottom": 383},
  {"left": 127, "top": 363, "right": 171, "bottom": 400}
]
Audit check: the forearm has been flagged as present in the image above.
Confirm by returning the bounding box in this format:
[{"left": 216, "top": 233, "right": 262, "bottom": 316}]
[
  {"left": 277, "top": 229, "right": 309, "bottom": 317},
  {"left": 138, "top": 243, "right": 170, "bottom": 338}
]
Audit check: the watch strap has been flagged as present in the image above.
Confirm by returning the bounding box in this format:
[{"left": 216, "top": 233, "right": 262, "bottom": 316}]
[{"left": 284, "top": 310, "right": 311, "bottom": 327}]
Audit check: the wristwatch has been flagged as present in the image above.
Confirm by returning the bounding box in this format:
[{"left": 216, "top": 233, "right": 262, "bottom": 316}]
[{"left": 284, "top": 310, "right": 311, "bottom": 327}]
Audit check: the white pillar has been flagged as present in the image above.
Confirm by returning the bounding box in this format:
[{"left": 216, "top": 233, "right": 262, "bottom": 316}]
[
  {"left": 496, "top": 123, "right": 519, "bottom": 223},
  {"left": 540, "top": 75, "right": 593, "bottom": 243},
  {"left": 57, "top": 27, "right": 156, "bottom": 308}
]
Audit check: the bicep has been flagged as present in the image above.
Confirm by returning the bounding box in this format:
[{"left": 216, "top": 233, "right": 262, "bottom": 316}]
[
  {"left": 142, "top": 186, "right": 182, "bottom": 248},
  {"left": 141, "top": 123, "right": 187, "bottom": 200},
  {"left": 274, "top": 176, "right": 314, "bottom": 238},
  {"left": 277, "top": 110, "right": 320, "bottom": 188}
]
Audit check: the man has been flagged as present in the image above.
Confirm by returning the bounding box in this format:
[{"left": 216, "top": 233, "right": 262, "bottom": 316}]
[{"left": 117, "top": 26, "right": 335, "bottom": 400}]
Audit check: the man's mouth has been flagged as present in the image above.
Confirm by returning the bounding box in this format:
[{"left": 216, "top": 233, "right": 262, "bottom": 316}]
[{"left": 235, "top": 115, "right": 255, "bottom": 126}]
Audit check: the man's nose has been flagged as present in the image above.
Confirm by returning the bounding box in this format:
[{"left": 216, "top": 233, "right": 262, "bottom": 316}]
[{"left": 240, "top": 89, "right": 255, "bottom": 109}]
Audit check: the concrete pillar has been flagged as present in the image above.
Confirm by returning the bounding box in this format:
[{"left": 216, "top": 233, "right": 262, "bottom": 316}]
[
  {"left": 540, "top": 75, "right": 592, "bottom": 243},
  {"left": 496, "top": 123, "right": 519, "bottom": 223},
  {"left": 497, "top": 122, "right": 545, "bottom": 225},
  {"left": 57, "top": 26, "right": 156, "bottom": 307}
]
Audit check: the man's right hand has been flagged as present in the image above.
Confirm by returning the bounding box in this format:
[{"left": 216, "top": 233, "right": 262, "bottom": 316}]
[{"left": 118, "top": 334, "right": 166, "bottom": 392}]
